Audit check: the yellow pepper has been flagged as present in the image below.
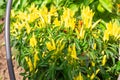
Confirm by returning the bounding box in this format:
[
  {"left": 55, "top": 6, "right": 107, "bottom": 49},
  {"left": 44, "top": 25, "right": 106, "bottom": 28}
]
[
  {"left": 102, "top": 55, "right": 107, "bottom": 66},
  {"left": 68, "top": 43, "right": 78, "bottom": 59},
  {"left": 34, "top": 50, "right": 39, "bottom": 69},
  {"left": 30, "top": 33, "right": 37, "bottom": 47},
  {"left": 25, "top": 57, "right": 33, "bottom": 72},
  {"left": 74, "top": 72, "right": 84, "bottom": 80},
  {"left": 46, "top": 39, "right": 56, "bottom": 51},
  {"left": 81, "top": 6, "right": 94, "bottom": 29}
]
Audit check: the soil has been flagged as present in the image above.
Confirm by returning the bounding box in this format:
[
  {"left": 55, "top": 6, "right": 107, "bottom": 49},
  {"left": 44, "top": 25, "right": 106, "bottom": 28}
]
[{"left": 0, "top": 19, "right": 23, "bottom": 80}]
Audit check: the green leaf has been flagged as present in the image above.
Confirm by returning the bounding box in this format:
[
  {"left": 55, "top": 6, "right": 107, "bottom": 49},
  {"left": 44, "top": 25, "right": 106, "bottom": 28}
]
[
  {"left": 89, "top": 0, "right": 94, "bottom": 4},
  {"left": 0, "top": 9, "right": 5, "bottom": 17},
  {"left": 83, "top": 0, "right": 90, "bottom": 5},
  {"left": 13, "top": 0, "right": 21, "bottom": 10},
  {"left": 0, "top": 0, "right": 4, "bottom": 6},
  {"left": 99, "top": 0, "right": 112, "bottom": 12},
  {"left": 20, "top": 0, "right": 28, "bottom": 8},
  {"left": 116, "top": 61, "right": 120, "bottom": 71},
  {"left": 38, "top": 70, "right": 47, "bottom": 80},
  {"left": 69, "top": 4, "right": 78, "bottom": 12}
]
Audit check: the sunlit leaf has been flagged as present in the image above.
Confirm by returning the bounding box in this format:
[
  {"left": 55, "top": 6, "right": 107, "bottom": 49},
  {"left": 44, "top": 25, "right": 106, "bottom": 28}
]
[{"left": 99, "top": 0, "right": 112, "bottom": 12}]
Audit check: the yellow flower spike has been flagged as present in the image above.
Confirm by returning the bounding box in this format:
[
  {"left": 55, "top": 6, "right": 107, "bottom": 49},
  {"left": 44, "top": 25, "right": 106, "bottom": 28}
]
[
  {"left": 103, "top": 21, "right": 120, "bottom": 41},
  {"left": 62, "top": 7, "right": 75, "bottom": 17},
  {"left": 62, "top": 8, "right": 69, "bottom": 19},
  {"left": 68, "top": 45, "right": 71, "bottom": 53},
  {"left": 91, "top": 61, "right": 95, "bottom": 67},
  {"left": 12, "top": 20, "right": 25, "bottom": 32},
  {"left": 47, "top": 13, "right": 51, "bottom": 24},
  {"left": 28, "top": 12, "right": 39, "bottom": 23},
  {"left": 42, "top": 52, "right": 46, "bottom": 58},
  {"left": 107, "top": 22, "right": 113, "bottom": 35},
  {"left": 25, "top": 57, "right": 33, "bottom": 72},
  {"left": 50, "top": 5, "right": 57, "bottom": 16},
  {"left": 59, "top": 43, "right": 65, "bottom": 51},
  {"left": 75, "top": 27, "right": 85, "bottom": 39},
  {"left": 30, "top": 33, "right": 37, "bottom": 47},
  {"left": 81, "top": 6, "right": 94, "bottom": 29},
  {"left": 56, "top": 39, "right": 65, "bottom": 51},
  {"left": 112, "top": 22, "right": 120, "bottom": 39},
  {"left": 38, "top": 19, "right": 45, "bottom": 28},
  {"left": 25, "top": 56, "right": 29, "bottom": 61},
  {"left": 69, "top": 43, "right": 78, "bottom": 59},
  {"left": 90, "top": 73, "right": 95, "bottom": 80},
  {"left": 93, "top": 43, "right": 96, "bottom": 50},
  {"left": 101, "top": 50, "right": 104, "bottom": 55},
  {"left": 68, "top": 18, "right": 76, "bottom": 30},
  {"left": 90, "top": 69, "right": 100, "bottom": 80},
  {"left": 79, "top": 26, "right": 85, "bottom": 39},
  {"left": 89, "top": 67, "right": 91, "bottom": 70},
  {"left": 41, "top": 6, "right": 48, "bottom": 15},
  {"left": 103, "top": 30, "right": 109, "bottom": 41},
  {"left": 72, "top": 44, "right": 78, "bottom": 59},
  {"left": 51, "top": 39, "right": 56, "bottom": 49},
  {"left": 46, "top": 42, "right": 52, "bottom": 50},
  {"left": 16, "top": 11, "right": 28, "bottom": 21},
  {"left": 53, "top": 18, "right": 61, "bottom": 26},
  {"left": 46, "top": 39, "right": 56, "bottom": 51},
  {"left": 34, "top": 50, "right": 39, "bottom": 69},
  {"left": 61, "top": 7, "right": 76, "bottom": 30},
  {"left": 87, "top": 74, "right": 90, "bottom": 78},
  {"left": 25, "top": 23, "right": 31, "bottom": 34},
  {"left": 92, "top": 33, "right": 99, "bottom": 38},
  {"left": 74, "top": 72, "right": 84, "bottom": 80},
  {"left": 102, "top": 55, "right": 107, "bottom": 66},
  {"left": 28, "top": 3, "right": 38, "bottom": 13},
  {"left": 11, "top": 10, "right": 15, "bottom": 18},
  {"left": 18, "top": 21, "right": 26, "bottom": 31},
  {"left": 28, "top": 3, "right": 35, "bottom": 12},
  {"left": 40, "top": 6, "right": 49, "bottom": 23},
  {"left": 96, "top": 69, "right": 100, "bottom": 74}
]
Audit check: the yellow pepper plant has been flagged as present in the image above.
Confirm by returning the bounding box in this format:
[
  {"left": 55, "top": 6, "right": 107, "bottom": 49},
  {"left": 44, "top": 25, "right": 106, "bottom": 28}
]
[{"left": 10, "top": 3, "right": 120, "bottom": 80}]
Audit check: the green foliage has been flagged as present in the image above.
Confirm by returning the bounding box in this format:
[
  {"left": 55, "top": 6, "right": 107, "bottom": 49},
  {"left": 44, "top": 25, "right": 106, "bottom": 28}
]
[{"left": 0, "top": 0, "right": 7, "bottom": 19}]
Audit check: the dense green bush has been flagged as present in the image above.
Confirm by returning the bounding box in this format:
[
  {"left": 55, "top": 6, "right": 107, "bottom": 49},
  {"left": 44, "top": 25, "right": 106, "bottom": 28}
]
[{"left": 10, "top": 2, "right": 120, "bottom": 80}]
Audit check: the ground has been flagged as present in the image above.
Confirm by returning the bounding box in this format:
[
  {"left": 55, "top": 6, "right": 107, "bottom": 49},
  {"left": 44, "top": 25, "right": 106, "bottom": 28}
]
[{"left": 0, "top": 19, "right": 23, "bottom": 80}]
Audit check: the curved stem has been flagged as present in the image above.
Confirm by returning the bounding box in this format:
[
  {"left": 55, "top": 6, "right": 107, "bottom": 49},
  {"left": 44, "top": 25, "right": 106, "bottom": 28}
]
[{"left": 5, "top": 0, "right": 16, "bottom": 80}]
